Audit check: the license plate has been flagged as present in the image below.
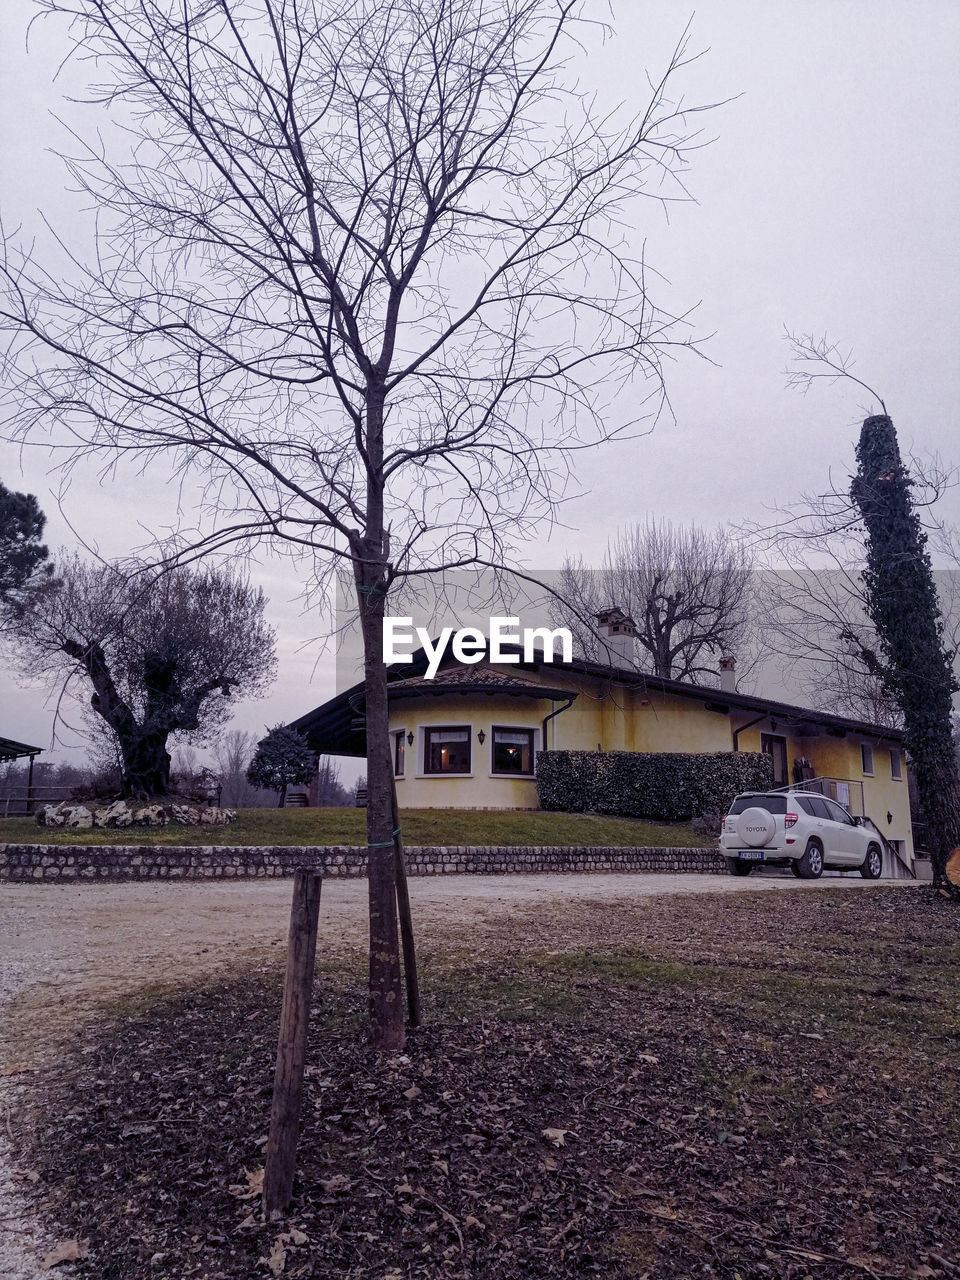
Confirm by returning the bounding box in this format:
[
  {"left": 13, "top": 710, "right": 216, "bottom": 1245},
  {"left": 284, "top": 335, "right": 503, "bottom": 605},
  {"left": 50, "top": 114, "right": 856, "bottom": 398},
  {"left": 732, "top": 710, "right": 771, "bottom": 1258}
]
[{"left": 737, "top": 850, "right": 765, "bottom": 861}]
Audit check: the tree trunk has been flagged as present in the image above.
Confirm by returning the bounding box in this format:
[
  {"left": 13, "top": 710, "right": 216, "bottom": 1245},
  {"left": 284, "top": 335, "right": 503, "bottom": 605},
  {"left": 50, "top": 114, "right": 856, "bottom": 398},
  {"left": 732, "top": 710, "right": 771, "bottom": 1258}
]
[
  {"left": 119, "top": 732, "right": 172, "bottom": 800},
  {"left": 356, "top": 555, "right": 405, "bottom": 1052}
]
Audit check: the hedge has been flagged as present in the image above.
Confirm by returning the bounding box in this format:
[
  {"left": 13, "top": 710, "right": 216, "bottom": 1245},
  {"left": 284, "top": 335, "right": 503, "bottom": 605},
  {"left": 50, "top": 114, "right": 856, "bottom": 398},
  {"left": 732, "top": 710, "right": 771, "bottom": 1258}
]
[{"left": 536, "top": 750, "right": 774, "bottom": 822}]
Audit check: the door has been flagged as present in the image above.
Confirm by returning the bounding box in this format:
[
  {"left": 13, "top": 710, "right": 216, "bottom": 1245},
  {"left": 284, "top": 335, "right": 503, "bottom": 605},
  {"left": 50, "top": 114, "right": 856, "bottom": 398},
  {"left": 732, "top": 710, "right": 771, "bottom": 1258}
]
[
  {"left": 821, "top": 797, "right": 863, "bottom": 865},
  {"left": 760, "top": 733, "right": 789, "bottom": 787}
]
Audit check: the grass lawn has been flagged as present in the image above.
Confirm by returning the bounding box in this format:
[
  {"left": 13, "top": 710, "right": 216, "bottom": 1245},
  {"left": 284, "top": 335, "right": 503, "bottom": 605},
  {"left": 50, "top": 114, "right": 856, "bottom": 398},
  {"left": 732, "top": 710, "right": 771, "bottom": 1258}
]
[
  {"left": 0, "top": 805, "right": 714, "bottom": 848},
  {"left": 15, "top": 887, "right": 960, "bottom": 1280}
]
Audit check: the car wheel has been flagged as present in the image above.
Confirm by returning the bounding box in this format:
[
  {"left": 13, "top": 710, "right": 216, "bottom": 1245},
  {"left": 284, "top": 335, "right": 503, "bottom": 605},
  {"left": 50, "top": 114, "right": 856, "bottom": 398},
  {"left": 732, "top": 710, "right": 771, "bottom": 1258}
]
[
  {"left": 796, "top": 840, "right": 824, "bottom": 879},
  {"left": 725, "top": 856, "right": 753, "bottom": 877},
  {"left": 790, "top": 859, "right": 802, "bottom": 878},
  {"left": 859, "top": 843, "right": 883, "bottom": 879}
]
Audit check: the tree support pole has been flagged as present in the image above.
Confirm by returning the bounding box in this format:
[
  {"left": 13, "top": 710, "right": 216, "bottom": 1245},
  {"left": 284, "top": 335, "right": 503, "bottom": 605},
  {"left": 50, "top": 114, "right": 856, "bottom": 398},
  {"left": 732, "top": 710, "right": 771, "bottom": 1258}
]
[
  {"left": 263, "top": 868, "right": 323, "bottom": 1218},
  {"left": 391, "top": 770, "right": 422, "bottom": 1027}
]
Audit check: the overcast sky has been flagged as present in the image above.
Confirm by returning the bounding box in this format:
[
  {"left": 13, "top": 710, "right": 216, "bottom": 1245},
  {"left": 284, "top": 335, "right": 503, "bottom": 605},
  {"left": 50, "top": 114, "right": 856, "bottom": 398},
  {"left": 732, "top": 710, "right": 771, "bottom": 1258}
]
[{"left": 2, "top": 1, "right": 958, "bottom": 780}]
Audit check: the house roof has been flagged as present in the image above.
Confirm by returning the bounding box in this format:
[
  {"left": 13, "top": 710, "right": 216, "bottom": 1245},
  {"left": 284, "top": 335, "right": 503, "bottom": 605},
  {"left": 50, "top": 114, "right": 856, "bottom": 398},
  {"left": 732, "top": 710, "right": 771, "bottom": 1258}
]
[
  {"left": 385, "top": 665, "right": 573, "bottom": 701},
  {"left": 291, "top": 644, "right": 903, "bottom": 758},
  {"left": 0, "top": 736, "right": 43, "bottom": 763}
]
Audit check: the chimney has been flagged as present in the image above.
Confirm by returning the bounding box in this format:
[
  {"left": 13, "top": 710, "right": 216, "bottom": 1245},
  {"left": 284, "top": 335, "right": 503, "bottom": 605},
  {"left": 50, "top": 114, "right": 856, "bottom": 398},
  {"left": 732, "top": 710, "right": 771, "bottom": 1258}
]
[
  {"left": 719, "top": 653, "right": 736, "bottom": 693},
  {"left": 595, "top": 606, "right": 637, "bottom": 668}
]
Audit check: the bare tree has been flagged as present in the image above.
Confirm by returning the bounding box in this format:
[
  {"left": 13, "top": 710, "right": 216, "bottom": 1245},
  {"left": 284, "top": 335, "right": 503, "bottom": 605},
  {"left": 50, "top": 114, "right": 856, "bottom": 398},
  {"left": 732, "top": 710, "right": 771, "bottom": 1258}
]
[
  {"left": 0, "top": 0, "right": 717, "bottom": 1047},
  {"left": 214, "top": 728, "right": 260, "bottom": 807},
  {"left": 551, "top": 520, "right": 755, "bottom": 682},
  {"left": 315, "top": 756, "right": 350, "bottom": 806},
  {"left": 3, "top": 555, "right": 276, "bottom": 798}
]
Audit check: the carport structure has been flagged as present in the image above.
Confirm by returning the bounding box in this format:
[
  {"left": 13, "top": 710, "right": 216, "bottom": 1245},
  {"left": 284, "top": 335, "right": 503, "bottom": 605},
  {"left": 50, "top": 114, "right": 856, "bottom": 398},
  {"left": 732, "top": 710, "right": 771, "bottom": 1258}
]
[{"left": 0, "top": 736, "right": 43, "bottom": 815}]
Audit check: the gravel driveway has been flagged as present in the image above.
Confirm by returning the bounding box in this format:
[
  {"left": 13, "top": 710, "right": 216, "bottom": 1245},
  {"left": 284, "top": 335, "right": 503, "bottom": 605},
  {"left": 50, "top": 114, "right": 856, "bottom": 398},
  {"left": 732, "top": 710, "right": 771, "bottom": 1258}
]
[{"left": 0, "top": 870, "right": 900, "bottom": 1278}]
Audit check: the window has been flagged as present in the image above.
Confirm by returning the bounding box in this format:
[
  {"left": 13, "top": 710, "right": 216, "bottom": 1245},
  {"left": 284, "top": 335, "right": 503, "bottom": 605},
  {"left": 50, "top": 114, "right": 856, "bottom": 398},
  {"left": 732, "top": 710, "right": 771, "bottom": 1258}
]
[
  {"left": 861, "top": 744, "right": 874, "bottom": 776},
  {"left": 423, "top": 726, "right": 471, "bottom": 774},
  {"left": 796, "top": 794, "right": 831, "bottom": 819},
  {"left": 393, "top": 730, "right": 405, "bottom": 778},
  {"left": 889, "top": 748, "right": 902, "bottom": 780},
  {"left": 492, "top": 726, "right": 535, "bottom": 775},
  {"left": 729, "top": 794, "right": 788, "bottom": 815},
  {"left": 760, "top": 733, "right": 788, "bottom": 786}
]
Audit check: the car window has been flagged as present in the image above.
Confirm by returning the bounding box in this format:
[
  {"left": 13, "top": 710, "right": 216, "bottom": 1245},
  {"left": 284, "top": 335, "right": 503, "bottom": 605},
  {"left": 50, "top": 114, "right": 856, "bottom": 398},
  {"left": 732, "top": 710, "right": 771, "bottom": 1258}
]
[
  {"left": 729, "top": 794, "right": 788, "bottom": 815},
  {"left": 823, "top": 798, "right": 853, "bottom": 824},
  {"left": 797, "top": 794, "right": 831, "bottom": 819}
]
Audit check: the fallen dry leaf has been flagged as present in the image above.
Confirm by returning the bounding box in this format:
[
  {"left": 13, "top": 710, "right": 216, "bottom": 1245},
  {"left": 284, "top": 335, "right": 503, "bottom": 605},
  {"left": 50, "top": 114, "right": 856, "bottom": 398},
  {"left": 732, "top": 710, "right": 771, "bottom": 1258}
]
[
  {"left": 229, "top": 1167, "right": 264, "bottom": 1200},
  {"left": 266, "top": 1237, "right": 285, "bottom": 1276},
  {"left": 541, "top": 1127, "right": 568, "bottom": 1147},
  {"left": 41, "top": 1239, "right": 86, "bottom": 1270},
  {"left": 320, "top": 1173, "right": 352, "bottom": 1194}
]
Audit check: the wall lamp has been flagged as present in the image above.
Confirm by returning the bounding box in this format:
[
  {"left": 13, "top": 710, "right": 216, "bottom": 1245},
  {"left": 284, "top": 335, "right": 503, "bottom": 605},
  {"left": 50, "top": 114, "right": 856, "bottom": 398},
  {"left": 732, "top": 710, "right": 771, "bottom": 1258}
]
[
  {"left": 406, "top": 731, "right": 414, "bottom": 746},
  {"left": 477, "top": 729, "right": 486, "bottom": 744}
]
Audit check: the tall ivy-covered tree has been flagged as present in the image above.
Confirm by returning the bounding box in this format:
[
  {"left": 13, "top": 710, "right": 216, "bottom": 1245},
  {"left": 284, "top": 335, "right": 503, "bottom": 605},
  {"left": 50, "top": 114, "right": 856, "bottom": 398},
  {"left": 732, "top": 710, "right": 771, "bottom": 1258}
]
[
  {"left": 247, "top": 725, "right": 314, "bottom": 808},
  {"left": 0, "top": 479, "right": 50, "bottom": 597},
  {"left": 851, "top": 415, "right": 960, "bottom": 898}
]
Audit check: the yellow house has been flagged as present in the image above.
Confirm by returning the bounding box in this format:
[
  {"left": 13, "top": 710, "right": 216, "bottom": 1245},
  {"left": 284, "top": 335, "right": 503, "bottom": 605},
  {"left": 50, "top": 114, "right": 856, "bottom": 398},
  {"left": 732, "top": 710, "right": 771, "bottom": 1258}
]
[{"left": 294, "top": 633, "right": 914, "bottom": 867}]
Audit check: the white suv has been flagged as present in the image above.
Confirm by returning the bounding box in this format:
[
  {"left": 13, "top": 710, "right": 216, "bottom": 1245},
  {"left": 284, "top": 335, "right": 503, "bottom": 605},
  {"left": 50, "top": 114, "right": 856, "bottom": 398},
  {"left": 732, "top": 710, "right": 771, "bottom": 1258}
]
[{"left": 720, "top": 790, "right": 884, "bottom": 879}]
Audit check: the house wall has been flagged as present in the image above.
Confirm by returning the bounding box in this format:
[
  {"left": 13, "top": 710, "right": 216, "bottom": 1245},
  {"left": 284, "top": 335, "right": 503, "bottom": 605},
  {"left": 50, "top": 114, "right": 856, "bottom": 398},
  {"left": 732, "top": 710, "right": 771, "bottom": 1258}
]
[
  {"left": 390, "top": 694, "right": 545, "bottom": 809},
  {"left": 386, "top": 665, "right": 914, "bottom": 862}
]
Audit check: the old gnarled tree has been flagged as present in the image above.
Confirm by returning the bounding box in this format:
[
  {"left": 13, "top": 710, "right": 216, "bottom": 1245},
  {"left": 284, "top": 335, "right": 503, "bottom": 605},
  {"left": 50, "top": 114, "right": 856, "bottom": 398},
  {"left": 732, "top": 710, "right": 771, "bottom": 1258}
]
[{"left": 4, "top": 556, "right": 276, "bottom": 799}]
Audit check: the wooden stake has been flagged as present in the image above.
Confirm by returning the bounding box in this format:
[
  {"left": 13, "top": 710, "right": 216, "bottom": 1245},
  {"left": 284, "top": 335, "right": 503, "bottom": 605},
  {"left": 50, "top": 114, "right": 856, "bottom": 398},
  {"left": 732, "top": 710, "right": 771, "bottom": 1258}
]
[
  {"left": 391, "top": 772, "right": 422, "bottom": 1027},
  {"left": 263, "top": 868, "right": 323, "bottom": 1218}
]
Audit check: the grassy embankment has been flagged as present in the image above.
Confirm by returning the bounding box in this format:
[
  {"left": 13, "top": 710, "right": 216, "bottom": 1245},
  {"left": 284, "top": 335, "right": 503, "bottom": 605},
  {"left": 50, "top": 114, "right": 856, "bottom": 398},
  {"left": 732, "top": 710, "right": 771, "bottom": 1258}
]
[{"left": 0, "top": 805, "right": 713, "bottom": 848}]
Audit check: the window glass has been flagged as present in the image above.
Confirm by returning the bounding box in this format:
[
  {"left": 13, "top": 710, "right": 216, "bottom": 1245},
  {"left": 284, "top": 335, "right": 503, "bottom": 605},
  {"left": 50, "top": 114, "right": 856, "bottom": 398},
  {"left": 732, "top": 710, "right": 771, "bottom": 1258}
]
[
  {"left": 393, "top": 730, "right": 405, "bottom": 778},
  {"left": 424, "top": 726, "right": 471, "bottom": 774},
  {"left": 861, "top": 744, "right": 874, "bottom": 775},
  {"left": 729, "top": 794, "right": 788, "bottom": 815},
  {"left": 796, "top": 796, "right": 819, "bottom": 816},
  {"left": 492, "top": 727, "right": 534, "bottom": 775},
  {"left": 889, "top": 749, "right": 902, "bottom": 780},
  {"left": 807, "top": 796, "right": 832, "bottom": 819}
]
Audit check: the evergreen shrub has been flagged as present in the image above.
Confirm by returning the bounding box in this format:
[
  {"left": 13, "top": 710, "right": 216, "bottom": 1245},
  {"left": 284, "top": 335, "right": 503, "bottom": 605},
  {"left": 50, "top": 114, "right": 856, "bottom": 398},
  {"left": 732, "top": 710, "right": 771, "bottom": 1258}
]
[{"left": 536, "top": 750, "right": 773, "bottom": 822}]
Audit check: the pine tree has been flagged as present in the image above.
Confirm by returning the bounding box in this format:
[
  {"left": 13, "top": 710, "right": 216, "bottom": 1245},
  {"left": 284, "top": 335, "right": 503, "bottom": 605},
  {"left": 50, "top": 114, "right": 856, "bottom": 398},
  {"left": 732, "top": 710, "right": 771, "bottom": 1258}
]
[
  {"left": 0, "top": 480, "right": 50, "bottom": 596},
  {"left": 851, "top": 415, "right": 960, "bottom": 897},
  {"left": 247, "top": 726, "right": 314, "bottom": 808}
]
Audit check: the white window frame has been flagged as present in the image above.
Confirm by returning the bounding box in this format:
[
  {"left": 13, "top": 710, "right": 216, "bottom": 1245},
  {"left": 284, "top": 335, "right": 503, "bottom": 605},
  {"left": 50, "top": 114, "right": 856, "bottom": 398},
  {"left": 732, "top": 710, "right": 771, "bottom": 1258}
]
[
  {"left": 392, "top": 728, "right": 406, "bottom": 779},
  {"left": 489, "top": 725, "right": 538, "bottom": 778},
  {"left": 889, "top": 748, "right": 902, "bottom": 780},
  {"left": 419, "top": 724, "right": 473, "bottom": 777},
  {"left": 860, "top": 743, "right": 875, "bottom": 776}
]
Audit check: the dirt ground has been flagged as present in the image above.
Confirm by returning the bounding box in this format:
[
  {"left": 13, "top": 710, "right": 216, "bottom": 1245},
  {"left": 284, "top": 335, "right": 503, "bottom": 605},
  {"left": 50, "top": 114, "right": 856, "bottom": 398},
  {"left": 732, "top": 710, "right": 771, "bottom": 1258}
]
[
  {"left": 0, "top": 871, "right": 899, "bottom": 1064},
  {"left": 5, "top": 880, "right": 957, "bottom": 1280}
]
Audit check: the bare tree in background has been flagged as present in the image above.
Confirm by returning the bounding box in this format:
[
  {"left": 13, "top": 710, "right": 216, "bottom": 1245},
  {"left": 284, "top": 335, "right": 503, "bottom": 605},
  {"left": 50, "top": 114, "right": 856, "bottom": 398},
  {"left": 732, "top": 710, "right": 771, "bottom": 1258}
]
[
  {"left": 551, "top": 520, "right": 755, "bottom": 682},
  {"left": 315, "top": 756, "right": 350, "bottom": 807},
  {"left": 0, "top": 0, "right": 717, "bottom": 1047},
  {"left": 214, "top": 729, "right": 260, "bottom": 807}
]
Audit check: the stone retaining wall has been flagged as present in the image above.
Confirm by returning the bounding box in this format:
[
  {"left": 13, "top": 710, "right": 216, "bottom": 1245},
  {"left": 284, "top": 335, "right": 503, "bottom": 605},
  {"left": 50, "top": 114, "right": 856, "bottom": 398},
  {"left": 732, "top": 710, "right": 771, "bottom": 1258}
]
[{"left": 0, "top": 843, "right": 725, "bottom": 882}]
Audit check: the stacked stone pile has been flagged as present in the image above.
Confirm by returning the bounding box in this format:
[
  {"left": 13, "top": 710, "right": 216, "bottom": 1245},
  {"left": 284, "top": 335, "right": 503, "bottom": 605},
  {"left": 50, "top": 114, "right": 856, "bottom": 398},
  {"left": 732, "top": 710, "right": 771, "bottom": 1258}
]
[{"left": 35, "top": 801, "right": 236, "bottom": 829}]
